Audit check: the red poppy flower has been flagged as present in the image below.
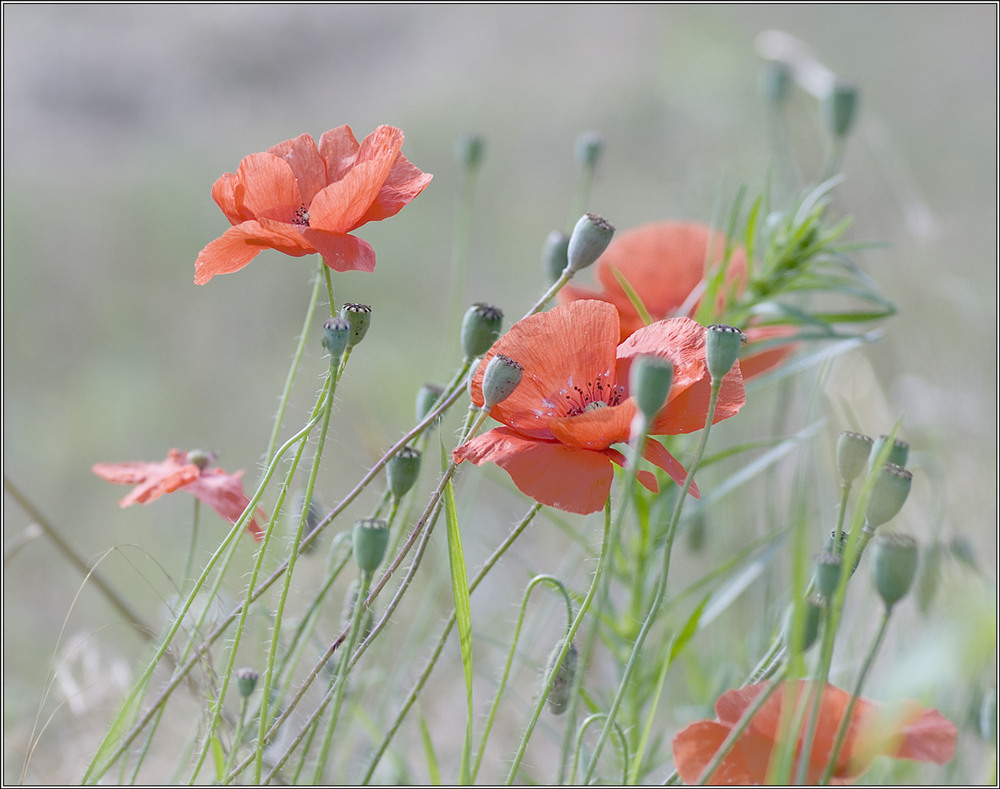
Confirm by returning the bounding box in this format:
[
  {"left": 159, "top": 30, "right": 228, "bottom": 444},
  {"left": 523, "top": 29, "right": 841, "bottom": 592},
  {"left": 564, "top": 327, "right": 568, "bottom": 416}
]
[
  {"left": 557, "top": 221, "right": 796, "bottom": 378},
  {"left": 453, "top": 300, "right": 745, "bottom": 514},
  {"left": 93, "top": 449, "right": 266, "bottom": 540},
  {"left": 194, "top": 125, "right": 432, "bottom": 285},
  {"left": 672, "top": 680, "right": 957, "bottom": 785}
]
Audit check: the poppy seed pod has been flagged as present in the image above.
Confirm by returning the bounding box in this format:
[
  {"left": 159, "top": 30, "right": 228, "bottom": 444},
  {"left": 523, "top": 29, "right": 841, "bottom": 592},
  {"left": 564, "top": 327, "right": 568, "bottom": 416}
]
[
  {"left": 824, "top": 80, "right": 860, "bottom": 138},
  {"left": 630, "top": 355, "right": 674, "bottom": 422},
  {"left": 541, "top": 230, "right": 570, "bottom": 281},
  {"left": 481, "top": 354, "right": 523, "bottom": 408},
  {"left": 837, "top": 431, "right": 873, "bottom": 484},
  {"left": 352, "top": 518, "right": 389, "bottom": 575},
  {"left": 461, "top": 303, "right": 503, "bottom": 359},
  {"left": 386, "top": 446, "right": 421, "bottom": 499},
  {"left": 814, "top": 550, "right": 843, "bottom": 600},
  {"left": 544, "top": 639, "right": 579, "bottom": 715},
  {"left": 782, "top": 597, "right": 824, "bottom": 653},
  {"left": 706, "top": 324, "right": 745, "bottom": 382},
  {"left": 574, "top": 131, "right": 604, "bottom": 168},
  {"left": 322, "top": 316, "right": 351, "bottom": 360},
  {"left": 416, "top": 383, "right": 445, "bottom": 423},
  {"left": 235, "top": 666, "right": 259, "bottom": 698},
  {"left": 340, "top": 303, "right": 372, "bottom": 349},
  {"left": 454, "top": 134, "right": 485, "bottom": 170},
  {"left": 871, "top": 533, "right": 919, "bottom": 610},
  {"left": 871, "top": 434, "right": 909, "bottom": 471},
  {"left": 865, "top": 463, "right": 912, "bottom": 528},
  {"left": 566, "top": 213, "right": 614, "bottom": 274},
  {"left": 186, "top": 449, "right": 214, "bottom": 471}
]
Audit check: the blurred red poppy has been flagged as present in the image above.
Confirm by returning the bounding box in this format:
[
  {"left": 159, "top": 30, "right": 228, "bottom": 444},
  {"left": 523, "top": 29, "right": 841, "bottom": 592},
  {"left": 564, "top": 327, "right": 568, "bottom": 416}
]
[
  {"left": 453, "top": 300, "right": 745, "bottom": 514},
  {"left": 195, "top": 125, "right": 432, "bottom": 284},
  {"left": 93, "top": 449, "right": 266, "bottom": 540},
  {"left": 558, "top": 221, "right": 796, "bottom": 378},
  {"left": 672, "top": 680, "right": 957, "bottom": 785}
]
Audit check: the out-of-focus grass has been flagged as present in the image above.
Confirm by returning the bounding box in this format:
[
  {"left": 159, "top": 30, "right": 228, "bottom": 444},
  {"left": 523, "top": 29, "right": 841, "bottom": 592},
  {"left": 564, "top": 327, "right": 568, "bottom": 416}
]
[{"left": 3, "top": 5, "right": 995, "bottom": 783}]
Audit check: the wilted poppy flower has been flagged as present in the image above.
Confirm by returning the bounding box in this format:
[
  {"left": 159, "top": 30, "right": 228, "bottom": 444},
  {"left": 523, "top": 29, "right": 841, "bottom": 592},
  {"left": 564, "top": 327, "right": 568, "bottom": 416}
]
[
  {"left": 453, "top": 300, "right": 744, "bottom": 514},
  {"left": 93, "top": 449, "right": 266, "bottom": 540},
  {"left": 672, "top": 680, "right": 957, "bottom": 785},
  {"left": 557, "top": 221, "right": 796, "bottom": 378},
  {"left": 195, "top": 125, "right": 432, "bottom": 284}
]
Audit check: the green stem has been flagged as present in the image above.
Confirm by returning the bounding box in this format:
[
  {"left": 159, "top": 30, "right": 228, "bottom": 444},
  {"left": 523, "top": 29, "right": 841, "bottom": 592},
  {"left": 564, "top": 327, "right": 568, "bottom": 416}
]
[
  {"left": 505, "top": 499, "right": 613, "bottom": 784},
  {"left": 582, "top": 385, "right": 721, "bottom": 783}
]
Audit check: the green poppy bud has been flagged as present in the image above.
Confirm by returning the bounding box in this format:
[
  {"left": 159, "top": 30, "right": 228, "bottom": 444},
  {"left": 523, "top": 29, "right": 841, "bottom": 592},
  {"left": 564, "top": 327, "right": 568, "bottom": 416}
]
[
  {"left": 460, "top": 303, "right": 503, "bottom": 359},
  {"left": 629, "top": 355, "right": 674, "bottom": 422},
  {"left": 340, "top": 303, "right": 372, "bottom": 349},
  {"left": 541, "top": 230, "right": 570, "bottom": 281},
  {"left": 870, "top": 434, "right": 909, "bottom": 470},
  {"left": 352, "top": 518, "right": 389, "bottom": 575},
  {"left": 322, "top": 316, "right": 351, "bottom": 361},
  {"left": 481, "top": 353, "right": 523, "bottom": 408},
  {"left": 760, "top": 59, "right": 792, "bottom": 105},
  {"left": 705, "top": 324, "right": 745, "bottom": 382},
  {"left": 837, "top": 431, "right": 873, "bottom": 484},
  {"left": 566, "top": 213, "right": 614, "bottom": 274},
  {"left": 814, "top": 550, "right": 843, "bottom": 600},
  {"left": 455, "top": 134, "right": 485, "bottom": 170},
  {"left": 574, "top": 131, "right": 604, "bottom": 168},
  {"left": 782, "top": 597, "right": 824, "bottom": 653},
  {"left": 865, "top": 464, "right": 912, "bottom": 528},
  {"left": 824, "top": 80, "right": 860, "bottom": 138},
  {"left": 186, "top": 449, "right": 214, "bottom": 471},
  {"left": 416, "top": 383, "right": 445, "bottom": 423},
  {"left": 386, "top": 446, "right": 421, "bottom": 499},
  {"left": 544, "top": 639, "right": 578, "bottom": 715},
  {"left": 235, "top": 666, "right": 259, "bottom": 698},
  {"left": 871, "top": 533, "right": 919, "bottom": 610}
]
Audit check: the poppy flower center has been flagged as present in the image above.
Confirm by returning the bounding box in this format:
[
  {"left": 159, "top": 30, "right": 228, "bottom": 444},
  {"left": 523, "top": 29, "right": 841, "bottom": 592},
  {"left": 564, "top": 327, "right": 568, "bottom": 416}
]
[
  {"left": 293, "top": 205, "right": 310, "bottom": 226},
  {"left": 540, "top": 369, "right": 625, "bottom": 418}
]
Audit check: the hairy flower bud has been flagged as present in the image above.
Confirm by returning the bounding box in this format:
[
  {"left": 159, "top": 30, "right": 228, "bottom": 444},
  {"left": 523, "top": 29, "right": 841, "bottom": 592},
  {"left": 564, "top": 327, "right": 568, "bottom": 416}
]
[
  {"left": 566, "top": 213, "right": 614, "bottom": 274},
  {"left": 837, "top": 431, "right": 873, "bottom": 484},
  {"left": 482, "top": 354, "right": 523, "bottom": 408},
  {"left": 340, "top": 303, "right": 372, "bottom": 349},
  {"left": 782, "top": 597, "right": 823, "bottom": 653},
  {"left": 814, "top": 550, "right": 843, "bottom": 600},
  {"left": 871, "top": 533, "right": 919, "bottom": 610},
  {"left": 352, "top": 518, "right": 389, "bottom": 575},
  {"left": 386, "top": 446, "right": 421, "bottom": 499},
  {"left": 760, "top": 59, "right": 792, "bottom": 105},
  {"left": 866, "top": 464, "right": 912, "bottom": 528},
  {"left": 544, "top": 639, "right": 578, "bottom": 715},
  {"left": 455, "top": 134, "right": 485, "bottom": 170},
  {"left": 461, "top": 303, "right": 503, "bottom": 359},
  {"left": 705, "top": 324, "right": 745, "bottom": 382},
  {"left": 289, "top": 490, "right": 323, "bottom": 554}
]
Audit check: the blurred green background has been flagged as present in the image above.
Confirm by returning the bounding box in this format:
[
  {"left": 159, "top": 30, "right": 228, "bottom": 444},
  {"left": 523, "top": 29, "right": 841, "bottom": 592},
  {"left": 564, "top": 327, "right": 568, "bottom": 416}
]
[{"left": 4, "top": 4, "right": 996, "bottom": 782}]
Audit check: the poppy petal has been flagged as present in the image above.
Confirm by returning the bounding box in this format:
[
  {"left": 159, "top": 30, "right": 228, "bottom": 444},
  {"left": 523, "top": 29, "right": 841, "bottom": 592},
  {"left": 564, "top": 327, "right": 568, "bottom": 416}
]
[
  {"left": 673, "top": 719, "right": 775, "bottom": 785},
  {"left": 739, "top": 325, "right": 799, "bottom": 380},
  {"left": 601, "top": 447, "right": 659, "bottom": 492},
  {"left": 308, "top": 126, "right": 403, "bottom": 232},
  {"left": 194, "top": 221, "right": 314, "bottom": 284},
  {"left": 185, "top": 469, "right": 265, "bottom": 540},
  {"left": 229, "top": 152, "right": 303, "bottom": 223},
  {"left": 642, "top": 438, "right": 700, "bottom": 497},
  {"left": 454, "top": 427, "right": 614, "bottom": 514},
  {"left": 300, "top": 229, "right": 376, "bottom": 273},
  {"left": 356, "top": 151, "right": 433, "bottom": 225},
  {"left": 317, "top": 124, "right": 361, "bottom": 183},
  {"left": 266, "top": 132, "right": 329, "bottom": 205},
  {"left": 472, "top": 301, "right": 621, "bottom": 436}
]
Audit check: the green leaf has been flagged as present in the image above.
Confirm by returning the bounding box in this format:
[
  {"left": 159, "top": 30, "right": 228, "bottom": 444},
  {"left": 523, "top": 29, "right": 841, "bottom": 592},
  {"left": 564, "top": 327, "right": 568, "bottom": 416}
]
[
  {"left": 442, "top": 445, "right": 473, "bottom": 784},
  {"left": 607, "top": 264, "right": 654, "bottom": 327},
  {"left": 418, "top": 707, "right": 443, "bottom": 785},
  {"left": 211, "top": 735, "right": 226, "bottom": 783}
]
